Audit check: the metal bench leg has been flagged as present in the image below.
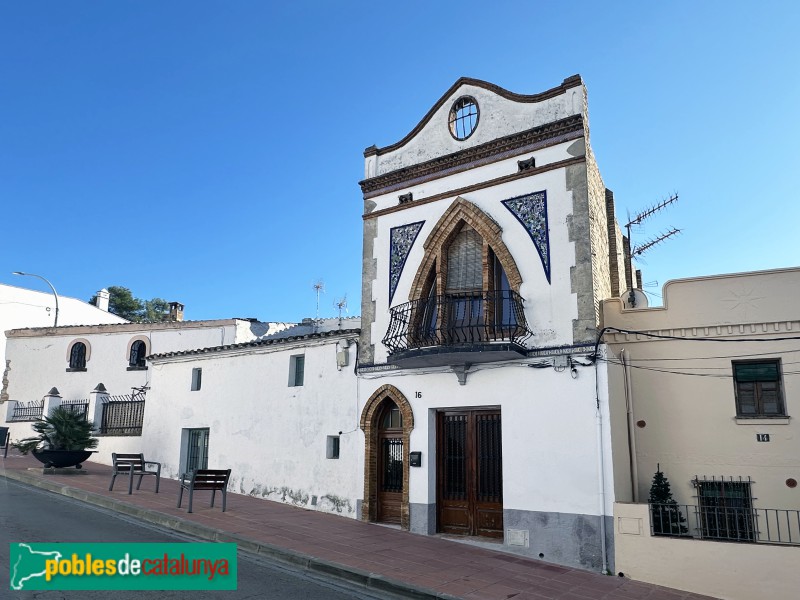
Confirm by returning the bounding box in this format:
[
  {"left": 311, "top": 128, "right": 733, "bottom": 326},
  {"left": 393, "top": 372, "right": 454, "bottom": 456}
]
[
  {"left": 211, "top": 489, "right": 216, "bottom": 508},
  {"left": 128, "top": 470, "right": 134, "bottom": 495},
  {"left": 109, "top": 474, "right": 117, "bottom": 492},
  {"left": 155, "top": 474, "right": 160, "bottom": 494},
  {"left": 188, "top": 486, "right": 194, "bottom": 514},
  {"left": 222, "top": 489, "right": 227, "bottom": 512},
  {"left": 177, "top": 485, "right": 184, "bottom": 508}
]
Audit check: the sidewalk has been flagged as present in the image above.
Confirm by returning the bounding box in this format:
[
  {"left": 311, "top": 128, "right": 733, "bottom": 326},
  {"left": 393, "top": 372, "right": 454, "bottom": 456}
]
[{"left": 0, "top": 452, "right": 715, "bottom": 600}]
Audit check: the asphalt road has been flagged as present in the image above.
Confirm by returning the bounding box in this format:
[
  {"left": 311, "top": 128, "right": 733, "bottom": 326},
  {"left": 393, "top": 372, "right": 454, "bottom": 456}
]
[{"left": 0, "top": 478, "right": 386, "bottom": 599}]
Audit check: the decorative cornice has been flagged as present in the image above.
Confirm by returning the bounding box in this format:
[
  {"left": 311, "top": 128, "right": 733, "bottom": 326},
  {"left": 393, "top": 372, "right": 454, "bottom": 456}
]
[
  {"left": 604, "top": 321, "right": 800, "bottom": 344},
  {"left": 362, "top": 155, "right": 586, "bottom": 221},
  {"left": 360, "top": 114, "right": 584, "bottom": 197},
  {"left": 364, "top": 75, "right": 583, "bottom": 158}
]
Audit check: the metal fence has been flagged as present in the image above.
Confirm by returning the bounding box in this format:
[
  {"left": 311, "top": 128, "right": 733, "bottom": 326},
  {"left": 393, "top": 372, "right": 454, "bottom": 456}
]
[
  {"left": 100, "top": 393, "right": 145, "bottom": 436},
  {"left": 60, "top": 399, "right": 89, "bottom": 421},
  {"left": 650, "top": 502, "right": 800, "bottom": 546},
  {"left": 10, "top": 400, "right": 44, "bottom": 422}
]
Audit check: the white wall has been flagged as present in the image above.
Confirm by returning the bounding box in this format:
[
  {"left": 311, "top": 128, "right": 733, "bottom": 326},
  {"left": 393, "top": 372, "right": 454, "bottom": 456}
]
[
  {"left": 143, "top": 334, "right": 362, "bottom": 517},
  {"left": 359, "top": 357, "right": 615, "bottom": 517}
]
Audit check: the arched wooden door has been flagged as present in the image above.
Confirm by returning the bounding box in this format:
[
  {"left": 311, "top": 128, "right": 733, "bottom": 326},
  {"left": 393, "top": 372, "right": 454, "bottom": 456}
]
[{"left": 377, "top": 401, "right": 404, "bottom": 524}]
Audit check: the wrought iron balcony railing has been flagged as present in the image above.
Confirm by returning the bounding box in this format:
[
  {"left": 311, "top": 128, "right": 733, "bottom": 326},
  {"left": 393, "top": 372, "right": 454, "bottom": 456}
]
[{"left": 382, "top": 290, "right": 533, "bottom": 355}]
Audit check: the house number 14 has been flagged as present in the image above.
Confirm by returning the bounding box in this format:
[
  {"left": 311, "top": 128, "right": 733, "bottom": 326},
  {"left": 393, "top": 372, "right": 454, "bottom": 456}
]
[{"left": 756, "top": 434, "right": 770, "bottom": 442}]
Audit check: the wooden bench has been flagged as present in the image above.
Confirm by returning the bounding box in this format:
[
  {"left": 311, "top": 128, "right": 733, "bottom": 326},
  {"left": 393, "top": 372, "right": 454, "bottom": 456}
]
[
  {"left": 109, "top": 453, "right": 161, "bottom": 495},
  {"left": 177, "top": 469, "right": 231, "bottom": 514}
]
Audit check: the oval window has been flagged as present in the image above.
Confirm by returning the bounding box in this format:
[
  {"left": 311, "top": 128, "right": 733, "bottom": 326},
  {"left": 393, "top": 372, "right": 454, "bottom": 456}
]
[{"left": 448, "top": 96, "right": 479, "bottom": 140}]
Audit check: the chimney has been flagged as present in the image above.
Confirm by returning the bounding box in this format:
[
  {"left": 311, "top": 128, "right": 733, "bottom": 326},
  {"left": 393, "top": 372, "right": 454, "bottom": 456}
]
[
  {"left": 95, "top": 289, "right": 110, "bottom": 312},
  {"left": 169, "top": 302, "right": 184, "bottom": 322}
]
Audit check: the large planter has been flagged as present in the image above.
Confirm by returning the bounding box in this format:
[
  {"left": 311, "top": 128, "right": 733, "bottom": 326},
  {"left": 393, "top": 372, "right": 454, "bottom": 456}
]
[{"left": 32, "top": 449, "right": 95, "bottom": 469}]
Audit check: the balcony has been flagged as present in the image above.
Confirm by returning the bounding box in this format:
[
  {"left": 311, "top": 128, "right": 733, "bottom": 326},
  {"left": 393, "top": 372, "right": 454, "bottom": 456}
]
[{"left": 382, "top": 290, "right": 533, "bottom": 368}]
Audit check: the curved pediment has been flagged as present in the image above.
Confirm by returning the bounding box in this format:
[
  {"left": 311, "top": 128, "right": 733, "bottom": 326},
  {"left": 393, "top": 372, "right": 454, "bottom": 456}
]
[{"left": 362, "top": 75, "right": 585, "bottom": 180}]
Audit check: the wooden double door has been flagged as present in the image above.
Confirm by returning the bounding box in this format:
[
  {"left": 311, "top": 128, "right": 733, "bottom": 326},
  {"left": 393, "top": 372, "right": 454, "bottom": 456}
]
[{"left": 437, "top": 409, "right": 503, "bottom": 538}]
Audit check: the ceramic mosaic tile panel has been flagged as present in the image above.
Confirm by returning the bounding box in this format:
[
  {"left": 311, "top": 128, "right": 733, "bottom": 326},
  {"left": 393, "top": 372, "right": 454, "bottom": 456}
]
[
  {"left": 502, "top": 191, "right": 550, "bottom": 283},
  {"left": 389, "top": 221, "right": 425, "bottom": 304}
]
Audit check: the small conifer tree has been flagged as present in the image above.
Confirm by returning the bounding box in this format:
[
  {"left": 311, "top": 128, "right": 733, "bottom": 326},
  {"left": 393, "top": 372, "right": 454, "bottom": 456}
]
[{"left": 648, "top": 464, "right": 688, "bottom": 535}]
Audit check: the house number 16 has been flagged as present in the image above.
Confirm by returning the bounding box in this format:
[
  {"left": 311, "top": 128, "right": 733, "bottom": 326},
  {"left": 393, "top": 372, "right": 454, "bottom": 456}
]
[{"left": 415, "top": 391, "right": 422, "bottom": 398}]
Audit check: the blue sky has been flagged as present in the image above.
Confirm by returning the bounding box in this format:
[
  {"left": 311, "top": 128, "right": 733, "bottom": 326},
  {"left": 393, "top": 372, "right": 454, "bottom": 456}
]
[{"left": 2, "top": 2, "right": 798, "bottom": 321}]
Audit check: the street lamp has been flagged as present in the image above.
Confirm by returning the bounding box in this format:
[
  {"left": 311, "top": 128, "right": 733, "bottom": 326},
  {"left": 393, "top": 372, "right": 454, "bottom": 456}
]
[{"left": 12, "top": 271, "right": 60, "bottom": 327}]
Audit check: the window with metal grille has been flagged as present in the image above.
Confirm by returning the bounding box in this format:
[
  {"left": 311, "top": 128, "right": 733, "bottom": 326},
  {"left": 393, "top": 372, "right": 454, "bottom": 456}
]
[
  {"left": 191, "top": 368, "right": 202, "bottom": 391},
  {"left": 289, "top": 355, "right": 305, "bottom": 387},
  {"left": 185, "top": 428, "right": 209, "bottom": 474},
  {"left": 448, "top": 96, "right": 479, "bottom": 140},
  {"left": 68, "top": 342, "right": 87, "bottom": 370},
  {"left": 129, "top": 340, "right": 147, "bottom": 368},
  {"left": 695, "top": 477, "right": 755, "bottom": 542},
  {"left": 733, "top": 360, "right": 785, "bottom": 417}
]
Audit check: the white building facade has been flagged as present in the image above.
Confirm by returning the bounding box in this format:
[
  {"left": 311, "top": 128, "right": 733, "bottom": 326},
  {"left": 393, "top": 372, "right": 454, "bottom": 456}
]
[
  {"left": 1, "top": 318, "right": 289, "bottom": 454},
  {"left": 356, "top": 77, "right": 623, "bottom": 571},
  {"left": 142, "top": 326, "right": 361, "bottom": 517}
]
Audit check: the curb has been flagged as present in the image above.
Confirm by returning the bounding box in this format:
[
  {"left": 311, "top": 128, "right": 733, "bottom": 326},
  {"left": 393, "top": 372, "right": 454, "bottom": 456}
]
[{"left": 2, "top": 468, "right": 459, "bottom": 600}]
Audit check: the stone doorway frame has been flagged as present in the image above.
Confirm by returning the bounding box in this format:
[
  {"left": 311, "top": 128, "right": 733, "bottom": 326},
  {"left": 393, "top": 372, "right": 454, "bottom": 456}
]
[{"left": 360, "top": 384, "right": 414, "bottom": 529}]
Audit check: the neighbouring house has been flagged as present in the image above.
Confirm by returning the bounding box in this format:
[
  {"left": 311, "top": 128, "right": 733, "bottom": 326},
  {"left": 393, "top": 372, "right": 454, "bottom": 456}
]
[
  {"left": 0, "top": 316, "right": 294, "bottom": 454},
  {"left": 142, "top": 318, "right": 361, "bottom": 517},
  {"left": 355, "top": 76, "right": 626, "bottom": 571},
  {"left": 0, "top": 284, "right": 127, "bottom": 383},
  {"left": 603, "top": 267, "right": 800, "bottom": 600}
]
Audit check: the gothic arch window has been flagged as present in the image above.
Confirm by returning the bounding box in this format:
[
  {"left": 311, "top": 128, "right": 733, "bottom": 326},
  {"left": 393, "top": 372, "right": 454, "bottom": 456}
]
[{"left": 404, "top": 198, "right": 526, "bottom": 346}]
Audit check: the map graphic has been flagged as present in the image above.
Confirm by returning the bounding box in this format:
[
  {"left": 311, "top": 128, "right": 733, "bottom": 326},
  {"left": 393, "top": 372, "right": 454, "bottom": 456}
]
[{"left": 10, "top": 543, "right": 62, "bottom": 590}]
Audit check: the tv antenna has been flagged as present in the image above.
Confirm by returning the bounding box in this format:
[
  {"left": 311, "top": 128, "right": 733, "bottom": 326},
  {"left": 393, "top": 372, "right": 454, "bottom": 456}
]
[
  {"left": 312, "top": 280, "right": 325, "bottom": 326},
  {"left": 625, "top": 193, "right": 681, "bottom": 257},
  {"left": 334, "top": 294, "right": 348, "bottom": 326},
  {"left": 624, "top": 193, "right": 681, "bottom": 307}
]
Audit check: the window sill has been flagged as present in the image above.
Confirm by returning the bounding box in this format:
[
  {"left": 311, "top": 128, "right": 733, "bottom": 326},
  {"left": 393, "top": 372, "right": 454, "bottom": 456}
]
[
  {"left": 127, "top": 366, "right": 148, "bottom": 371},
  {"left": 735, "top": 416, "right": 790, "bottom": 425},
  {"left": 65, "top": 368, "right": 87, "bottom": 372}
]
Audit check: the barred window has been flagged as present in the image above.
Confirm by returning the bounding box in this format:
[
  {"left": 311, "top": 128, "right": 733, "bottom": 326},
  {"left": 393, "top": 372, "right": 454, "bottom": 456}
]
[
  {"left": 733, "top": 360, "right": 785, "bottom": 417},
  {"left": 129, "top": 340, "right": 147, "bottom": 368},
  {"left": 69, "top": 342, "right": 87, "bottom": 370}
]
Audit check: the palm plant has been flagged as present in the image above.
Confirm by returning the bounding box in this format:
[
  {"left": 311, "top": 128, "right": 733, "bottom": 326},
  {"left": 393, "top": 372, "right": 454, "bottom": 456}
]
[{"left": 13, "top": 406, "right": 99, "bottom": 454}]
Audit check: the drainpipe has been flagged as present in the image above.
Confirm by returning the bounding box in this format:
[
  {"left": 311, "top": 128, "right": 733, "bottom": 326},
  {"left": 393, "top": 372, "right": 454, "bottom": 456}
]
[
  {"left": 594, "top": 349, "right": 608, "bottom": 574},
  {"left": 621, "top": 350, "right": 639, "bottom": 502}
]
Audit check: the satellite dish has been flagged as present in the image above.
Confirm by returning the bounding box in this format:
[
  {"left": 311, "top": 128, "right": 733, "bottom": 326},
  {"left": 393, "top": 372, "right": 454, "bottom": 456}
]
[{"left": 621, "top": 289, "right": 649, "bottom": 309}]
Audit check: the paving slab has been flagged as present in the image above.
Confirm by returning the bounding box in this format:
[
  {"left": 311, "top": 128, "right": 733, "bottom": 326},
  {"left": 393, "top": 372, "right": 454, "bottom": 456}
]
[{"left": 0, "top": 452, "right": 718, "bottom": 600}]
